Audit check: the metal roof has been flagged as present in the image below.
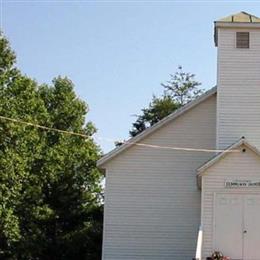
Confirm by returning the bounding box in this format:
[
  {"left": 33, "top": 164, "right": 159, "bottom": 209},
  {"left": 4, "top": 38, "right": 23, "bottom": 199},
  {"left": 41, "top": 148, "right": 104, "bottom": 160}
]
[{"left": 217, "top": 11, "right": 260, "bottom": 23}]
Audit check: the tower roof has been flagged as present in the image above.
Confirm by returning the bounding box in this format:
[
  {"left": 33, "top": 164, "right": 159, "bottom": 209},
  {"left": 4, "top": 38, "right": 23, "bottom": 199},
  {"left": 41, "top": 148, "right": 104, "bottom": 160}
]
[
  {"left": 217, "top": 11, "right": 260, "bottom": 23},
  {"left": 214, "top": 12, "right": 260, "bottom": 46}
]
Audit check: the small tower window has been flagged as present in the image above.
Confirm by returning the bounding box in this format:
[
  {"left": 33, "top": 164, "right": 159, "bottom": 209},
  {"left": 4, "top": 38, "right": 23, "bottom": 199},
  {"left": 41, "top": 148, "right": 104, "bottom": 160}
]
[{"left": 236, "top": 32, "right": 249, "bottom": 48}]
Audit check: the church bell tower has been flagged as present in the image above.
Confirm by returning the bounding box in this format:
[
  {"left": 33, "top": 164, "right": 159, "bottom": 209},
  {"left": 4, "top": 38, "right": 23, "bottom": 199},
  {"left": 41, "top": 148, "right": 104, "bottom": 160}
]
[{"left": 215, "top": 12, "right": 260, "bottom": 149}]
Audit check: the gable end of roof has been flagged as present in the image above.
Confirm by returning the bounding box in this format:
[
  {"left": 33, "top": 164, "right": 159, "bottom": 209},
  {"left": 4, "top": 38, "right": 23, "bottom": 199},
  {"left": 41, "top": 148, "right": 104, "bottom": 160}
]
[
  {"left": 197, "top": 138, "right": 260, "bottom": 177},
  {"left": 97, "top": 86, "right": 217, "bottom": 169}
]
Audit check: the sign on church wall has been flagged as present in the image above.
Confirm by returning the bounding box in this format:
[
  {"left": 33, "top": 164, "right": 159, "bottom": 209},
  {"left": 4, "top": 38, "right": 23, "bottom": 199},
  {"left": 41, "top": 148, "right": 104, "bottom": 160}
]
[{"left": 225, "top": 180, "right": 260, "bottom": 188}]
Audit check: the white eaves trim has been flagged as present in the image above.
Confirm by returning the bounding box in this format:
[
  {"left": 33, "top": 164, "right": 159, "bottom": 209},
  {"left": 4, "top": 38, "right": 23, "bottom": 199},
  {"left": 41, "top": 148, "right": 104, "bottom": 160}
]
[
  {"left": 196, "top": 138, "right": 260, "bottom": 189},
  {"left": 197, "top": 138, "right": 260, "bottom": 177},
  {"left": 97, "top": 86, "right": 217, "bottom": 168},
  {"left": 215, "top": 21, "right": 260, "bottom": 28}
]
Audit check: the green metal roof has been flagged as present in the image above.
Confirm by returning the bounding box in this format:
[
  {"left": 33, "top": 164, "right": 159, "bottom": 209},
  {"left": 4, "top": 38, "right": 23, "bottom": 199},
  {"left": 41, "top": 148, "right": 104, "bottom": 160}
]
[{"left": 217, "top": 11, "right": 260, "bottom": 23}]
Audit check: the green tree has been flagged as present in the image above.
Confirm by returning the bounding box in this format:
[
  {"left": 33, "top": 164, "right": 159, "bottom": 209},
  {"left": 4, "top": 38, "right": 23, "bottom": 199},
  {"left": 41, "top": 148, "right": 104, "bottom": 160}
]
[
  {"left": 162, "top": 66, "right": 203, "bottom": 105},
  {"left": 0, "top": 34, "right": 103, "bottom": 259},
  {"left": 130, "top": 66, "right": 203, "bottom": 137},
  {"left": 129, "top": 95, "right": 179, "bottom": 137}
]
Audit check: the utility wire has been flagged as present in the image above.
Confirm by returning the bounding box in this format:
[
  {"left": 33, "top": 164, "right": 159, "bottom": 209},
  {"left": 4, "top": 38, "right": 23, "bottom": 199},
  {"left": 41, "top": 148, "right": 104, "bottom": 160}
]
[
  {"left": 0, "top": 115, "right": 239, "bottom": 153},
  {"left": 0, "top": 115, "right": 89, "bottom": 138},
  {"left": 123, "top": 142, "right": 239, "bottom": 153}
]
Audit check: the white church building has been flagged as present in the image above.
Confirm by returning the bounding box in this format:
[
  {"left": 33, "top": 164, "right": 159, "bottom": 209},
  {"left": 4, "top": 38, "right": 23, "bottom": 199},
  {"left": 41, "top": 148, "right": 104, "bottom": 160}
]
[{"left": 97, "top": 12, "right": 260, "bottom": 260}]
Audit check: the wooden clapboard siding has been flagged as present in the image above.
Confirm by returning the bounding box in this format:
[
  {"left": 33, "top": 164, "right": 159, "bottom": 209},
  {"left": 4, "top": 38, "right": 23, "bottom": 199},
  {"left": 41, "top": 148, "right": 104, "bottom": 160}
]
[
  {"left": 201, "top": 145, "right": 260, "bottom": 259},
  {"left": 102, "top": 94, "right": 216, "bottom": 260},
  {"left": 217, "top": 27, "right": 260, "bottom": 149}
]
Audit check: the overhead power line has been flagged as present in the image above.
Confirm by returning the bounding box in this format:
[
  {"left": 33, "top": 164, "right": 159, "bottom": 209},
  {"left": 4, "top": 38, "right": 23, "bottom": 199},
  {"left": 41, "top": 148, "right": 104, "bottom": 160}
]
[
  {"left": 0, "top": 115, "right": 89, "bottom": 138},
  {"left": 122, "top": 142, "right": 239, "bottom": 153},
  {"left": 0, "top": 115, "right": 239, "bottom": 153}
]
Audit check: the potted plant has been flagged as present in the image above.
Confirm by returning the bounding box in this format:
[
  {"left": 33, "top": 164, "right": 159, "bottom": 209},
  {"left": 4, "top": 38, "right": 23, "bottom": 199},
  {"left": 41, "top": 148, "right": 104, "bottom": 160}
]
[{"left": 207, "top": 251, "right": 230, "bottom": 260}]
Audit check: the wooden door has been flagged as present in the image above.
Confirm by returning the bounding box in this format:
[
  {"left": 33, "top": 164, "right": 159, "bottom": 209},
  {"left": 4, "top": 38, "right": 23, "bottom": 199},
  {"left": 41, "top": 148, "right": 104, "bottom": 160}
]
[
  {"left": 214, "top": 194, "right": 243, "bottom": 259},
  {"left": 244, "top": 195, "right": 260, "bottom": 260}
]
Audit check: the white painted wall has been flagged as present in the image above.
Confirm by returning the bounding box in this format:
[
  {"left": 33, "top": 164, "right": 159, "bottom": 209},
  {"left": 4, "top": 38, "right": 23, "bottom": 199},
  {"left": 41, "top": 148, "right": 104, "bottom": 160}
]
[
  {"left": 102, "top": 95, "right": 216, "bottom": 260},
  {"left": 217, "top": 27, "right": 260, "bottom": 149},
  {"left": 201, "top": 145, "right": 260, "bottom": 259}
]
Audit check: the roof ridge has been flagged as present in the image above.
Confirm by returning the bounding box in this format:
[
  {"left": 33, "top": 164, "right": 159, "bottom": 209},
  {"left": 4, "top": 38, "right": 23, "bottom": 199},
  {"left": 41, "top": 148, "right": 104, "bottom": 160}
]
[{"left": 241, "top": 11, "right": 259, "bottom": 19}]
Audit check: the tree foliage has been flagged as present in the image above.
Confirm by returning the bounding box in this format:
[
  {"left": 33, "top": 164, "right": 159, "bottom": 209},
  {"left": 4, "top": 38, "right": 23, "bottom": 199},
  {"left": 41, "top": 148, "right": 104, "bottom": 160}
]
[
  {"left": 0, "top": 34, "right": 103, "bottom": 259},
  {"left": 161, "top": 66, "right": 203, "bottom": 105},
  {"left": 130, "top": 66, "right": 203, "bottom": 137},
  {"left": 129, "top": 95, "right": 180, "bottom": 137}
]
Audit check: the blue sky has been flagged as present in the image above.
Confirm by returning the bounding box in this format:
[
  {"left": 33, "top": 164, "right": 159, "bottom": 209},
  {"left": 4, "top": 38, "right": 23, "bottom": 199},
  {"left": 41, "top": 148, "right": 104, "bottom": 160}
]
[{"left": 1, "top": 1, "right": 260, "bottom": 152}]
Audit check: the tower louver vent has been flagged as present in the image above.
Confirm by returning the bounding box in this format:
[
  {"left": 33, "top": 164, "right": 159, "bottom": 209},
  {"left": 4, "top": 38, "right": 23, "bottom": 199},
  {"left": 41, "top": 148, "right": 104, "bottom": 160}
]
[{"left": 236, "top": 32, "right": 249, "bottom": 48}]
